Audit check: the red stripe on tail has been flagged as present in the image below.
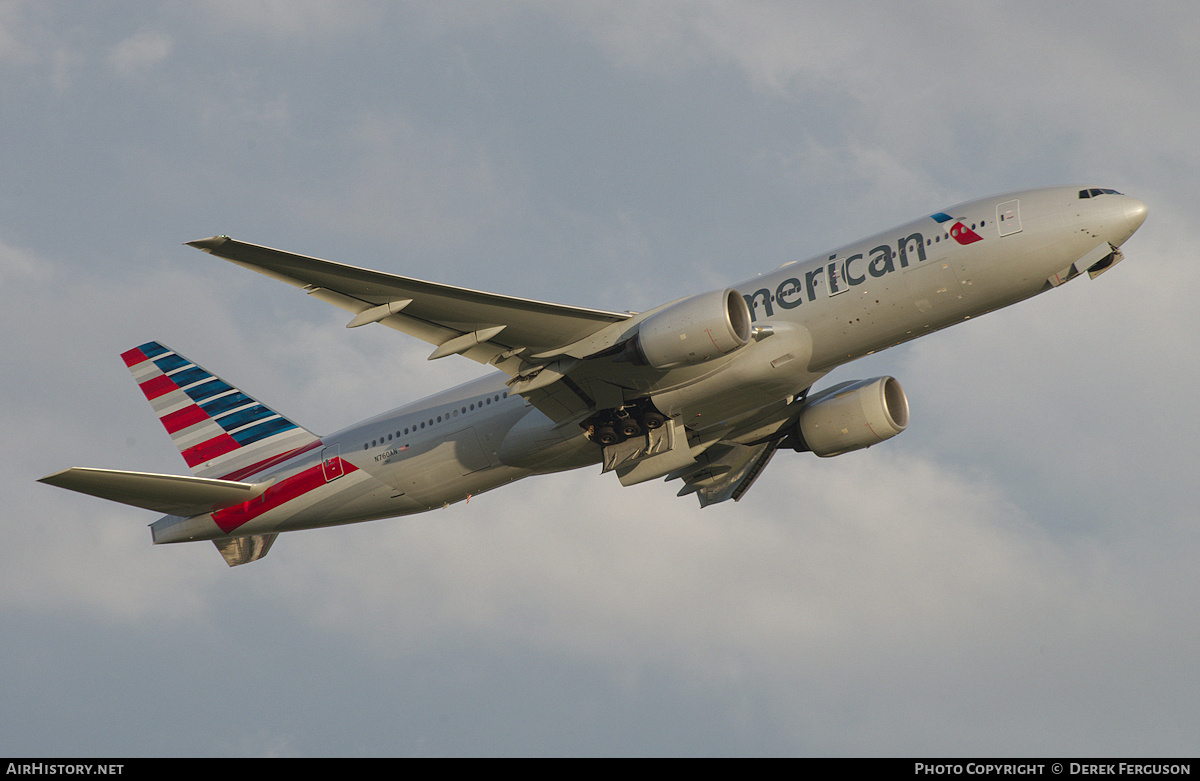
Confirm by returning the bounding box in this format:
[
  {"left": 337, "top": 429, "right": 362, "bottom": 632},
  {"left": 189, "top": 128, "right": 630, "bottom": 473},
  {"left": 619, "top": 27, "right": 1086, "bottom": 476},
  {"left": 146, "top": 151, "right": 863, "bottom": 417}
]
[
  {"left": 160, "top": 404, "right": 209, "bottom": 434},
  {"left": 138, "top": 374, "right": 177, "bottom": 400},
  {"left": 120, "top": 348, "right": 149, "bottom": 368},
  {"left": 182, "top": 433, "right": 241, "bottom": 468}
]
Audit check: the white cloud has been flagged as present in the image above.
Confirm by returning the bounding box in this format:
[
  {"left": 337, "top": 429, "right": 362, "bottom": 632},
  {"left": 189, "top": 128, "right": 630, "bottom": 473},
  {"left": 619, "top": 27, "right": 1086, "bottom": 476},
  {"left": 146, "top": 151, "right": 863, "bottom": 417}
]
[
  {"left": 107, "top": 28, "right": 172, "bottom": 80},
  {"left": 0, "top": 232, "right": 44, "bottom": 283}
]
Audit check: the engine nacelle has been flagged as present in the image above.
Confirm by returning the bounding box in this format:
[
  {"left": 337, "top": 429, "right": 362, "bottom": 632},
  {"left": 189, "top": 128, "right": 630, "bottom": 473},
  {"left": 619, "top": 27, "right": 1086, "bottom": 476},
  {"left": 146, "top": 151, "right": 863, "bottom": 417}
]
[
  {"left": 633, "top": 288, "right": 752, "bottom": 369},
  {"left": 795, "top": 376, "right": 909, "bottom": 457}
]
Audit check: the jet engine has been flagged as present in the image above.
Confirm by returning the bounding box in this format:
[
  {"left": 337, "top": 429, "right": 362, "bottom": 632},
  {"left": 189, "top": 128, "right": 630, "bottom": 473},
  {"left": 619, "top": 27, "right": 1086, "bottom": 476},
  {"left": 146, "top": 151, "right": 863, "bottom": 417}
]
[
  {"left": 632, "top": 288, "right": 752, "bottom": 369},
  {"left": 792, "top": 376, "right": 909, "bottom": 457}
]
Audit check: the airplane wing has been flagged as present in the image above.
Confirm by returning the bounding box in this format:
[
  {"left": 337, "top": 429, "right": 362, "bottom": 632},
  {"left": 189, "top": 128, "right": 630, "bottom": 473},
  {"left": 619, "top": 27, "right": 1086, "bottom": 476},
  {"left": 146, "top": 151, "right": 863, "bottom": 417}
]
[{"left": 188, "top": 237, "right": 632, "bottom": 370}]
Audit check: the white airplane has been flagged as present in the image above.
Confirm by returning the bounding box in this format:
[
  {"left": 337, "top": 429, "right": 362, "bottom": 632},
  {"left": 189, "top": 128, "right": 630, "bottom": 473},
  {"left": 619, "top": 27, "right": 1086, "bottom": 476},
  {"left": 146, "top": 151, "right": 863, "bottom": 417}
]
[{"left": 39, "top": 185, "right": 1147, "bottom": 565}]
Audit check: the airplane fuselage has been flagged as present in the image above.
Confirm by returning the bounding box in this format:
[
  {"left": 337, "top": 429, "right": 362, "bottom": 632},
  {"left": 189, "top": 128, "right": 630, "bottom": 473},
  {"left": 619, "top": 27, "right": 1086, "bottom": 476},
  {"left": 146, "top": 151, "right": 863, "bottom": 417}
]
[{"left": 144, "top": 185, "right": 1146, "bottom": 547}]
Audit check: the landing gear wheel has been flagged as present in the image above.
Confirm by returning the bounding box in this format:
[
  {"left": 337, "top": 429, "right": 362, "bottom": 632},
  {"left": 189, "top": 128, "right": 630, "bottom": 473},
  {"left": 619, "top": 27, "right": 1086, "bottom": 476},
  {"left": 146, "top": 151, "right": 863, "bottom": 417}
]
[
  {"left": 640, "top": 412, "right": 666, "bottom": 430},
  {"left": 617, "top": 419, "right": 642, "bottom": 438},
  {"left": 594, "top": 426, "right": 619, "bottom": 446}
]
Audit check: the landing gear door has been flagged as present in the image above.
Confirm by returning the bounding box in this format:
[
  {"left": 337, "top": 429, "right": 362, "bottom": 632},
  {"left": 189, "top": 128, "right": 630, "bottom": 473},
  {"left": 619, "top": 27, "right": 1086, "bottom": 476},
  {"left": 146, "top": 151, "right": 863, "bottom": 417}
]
[
  {"left": 997, "top": 199, "right": 1022, "bottom": 236},
  {"left": 321, "top": 445, "right": 344, "bottom": 482}
]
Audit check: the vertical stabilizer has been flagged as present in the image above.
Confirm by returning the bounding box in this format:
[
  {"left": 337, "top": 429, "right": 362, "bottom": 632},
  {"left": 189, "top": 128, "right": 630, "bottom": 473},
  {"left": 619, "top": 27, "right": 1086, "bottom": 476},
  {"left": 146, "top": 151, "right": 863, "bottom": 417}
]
[{"left": 121, "top": 341, "right": 321, "bottom": 480}]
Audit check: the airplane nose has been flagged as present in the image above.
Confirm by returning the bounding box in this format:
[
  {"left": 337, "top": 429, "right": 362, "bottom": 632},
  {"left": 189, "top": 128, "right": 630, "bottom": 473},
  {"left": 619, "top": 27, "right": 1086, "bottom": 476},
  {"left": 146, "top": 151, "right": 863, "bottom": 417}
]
[{"left": 1124, "top": 198, "right": 1148, "bottom": 233}]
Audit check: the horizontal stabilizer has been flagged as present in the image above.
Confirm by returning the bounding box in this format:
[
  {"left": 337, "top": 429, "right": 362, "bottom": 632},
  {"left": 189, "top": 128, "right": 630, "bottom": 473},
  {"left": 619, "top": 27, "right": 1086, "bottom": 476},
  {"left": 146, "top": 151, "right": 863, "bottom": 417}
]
[{"left": 38, "top": 467, "right": 270, "bottom": 517}]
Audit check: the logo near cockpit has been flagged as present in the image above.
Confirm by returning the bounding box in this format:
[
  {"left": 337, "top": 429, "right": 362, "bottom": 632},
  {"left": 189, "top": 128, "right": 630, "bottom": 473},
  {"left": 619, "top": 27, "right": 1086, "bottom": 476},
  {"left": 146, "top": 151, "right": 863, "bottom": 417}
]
[{"left": 931, "top": 212, "right": 983, "bottom": 245}]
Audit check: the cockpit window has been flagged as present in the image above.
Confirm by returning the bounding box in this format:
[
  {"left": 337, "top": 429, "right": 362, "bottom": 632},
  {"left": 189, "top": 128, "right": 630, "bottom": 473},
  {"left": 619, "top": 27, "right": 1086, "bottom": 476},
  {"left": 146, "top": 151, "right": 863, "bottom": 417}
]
[{"left": 1079, "top": 188, "right": 1123, "bottom": 199}]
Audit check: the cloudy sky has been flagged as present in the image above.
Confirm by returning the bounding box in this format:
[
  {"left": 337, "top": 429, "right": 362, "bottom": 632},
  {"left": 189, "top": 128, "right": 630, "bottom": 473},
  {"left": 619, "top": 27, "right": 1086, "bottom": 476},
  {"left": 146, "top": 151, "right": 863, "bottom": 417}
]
[{"left": 3, "top": 1, "right": 1197, "bottom": 757}]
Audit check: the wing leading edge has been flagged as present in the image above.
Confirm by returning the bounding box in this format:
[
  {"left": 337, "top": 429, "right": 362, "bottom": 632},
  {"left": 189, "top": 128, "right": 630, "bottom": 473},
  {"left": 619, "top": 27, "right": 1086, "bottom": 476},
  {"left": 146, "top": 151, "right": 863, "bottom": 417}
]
[{"left": 187, "top": 237, "right": 632, "bottom": 373}]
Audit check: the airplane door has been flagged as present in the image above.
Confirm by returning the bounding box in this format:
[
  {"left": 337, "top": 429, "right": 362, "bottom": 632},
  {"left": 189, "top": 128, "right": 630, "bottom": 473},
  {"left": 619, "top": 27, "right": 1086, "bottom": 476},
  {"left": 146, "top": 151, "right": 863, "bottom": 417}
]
[
  {"left": 997, "top": 199, "right": 1022, "bottom": 236},
  {"left": 321, "top": 445, "right": 344, "bottom": 482}
]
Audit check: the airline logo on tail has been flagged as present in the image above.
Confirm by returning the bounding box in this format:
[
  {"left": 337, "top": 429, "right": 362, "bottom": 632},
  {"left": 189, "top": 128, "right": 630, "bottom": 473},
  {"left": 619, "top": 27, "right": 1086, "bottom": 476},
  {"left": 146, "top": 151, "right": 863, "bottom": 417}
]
[{"left": 121, "top": 341, "right": 321, "bottom": 480}]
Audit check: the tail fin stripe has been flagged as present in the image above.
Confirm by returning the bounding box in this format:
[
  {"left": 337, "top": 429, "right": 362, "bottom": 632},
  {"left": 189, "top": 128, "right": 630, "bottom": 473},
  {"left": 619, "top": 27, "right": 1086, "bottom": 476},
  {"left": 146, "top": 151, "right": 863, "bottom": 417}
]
[
  {"left": 187, "top": 379, "right": 235, "bottom": 403},
  {"left": 231, "top": 417, "right": 297, "bottom": 445},
  {"left": 200, "top": 392, "right": 251, "bottom": 416},
  {"left": 136, "top": 341, "right": 170, "bottom": 359},
  {"left": 161, "top": 404, "right": 210, "bottom": 434},
  {"left": 139, "top": 374, "right": 178, "bottom": 401},
  {"left": 152, "top": 353, "right": 190, "bottom": 373},
  {"left": 182, "top": 433, "right": 242, "bottom": 467},
  {"left": 120, "top": 342, "right": 169, "bottom": 368},
  {"left": 167, "top": 367, "right": 211, "bottom": 388},
  {"left": 121, "top": 347, "right": 150, "bottom": 368},
  {"left": 217, "top": 404, "right": 276, "bottom": 430}
]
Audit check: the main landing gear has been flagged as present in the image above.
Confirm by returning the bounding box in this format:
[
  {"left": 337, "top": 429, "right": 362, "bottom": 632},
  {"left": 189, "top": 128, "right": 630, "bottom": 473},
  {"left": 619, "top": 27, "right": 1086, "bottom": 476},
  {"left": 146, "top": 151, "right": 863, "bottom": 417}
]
[{"left": 582, "top": 398, "right": 668, "bottom": 447}]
